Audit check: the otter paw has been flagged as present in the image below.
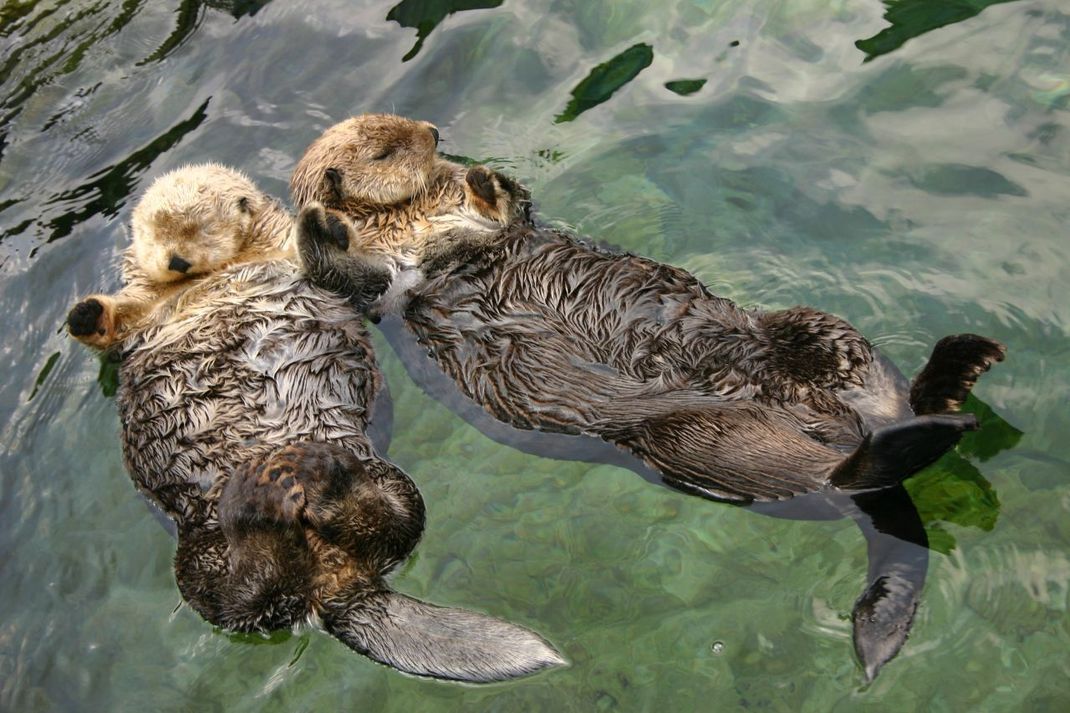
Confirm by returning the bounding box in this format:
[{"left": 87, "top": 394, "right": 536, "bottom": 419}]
[
  {"left": 220, "top": 455, "right": 307, "bottom": 529},
  {"left": 465, "top": 166, "right": 499, "bottom": 205},
  {"left": 67, "top": 298, "right": 106, "bottom": 337},
  {"left": 298, "top": 203, "right": 350, "bottom": 252}
]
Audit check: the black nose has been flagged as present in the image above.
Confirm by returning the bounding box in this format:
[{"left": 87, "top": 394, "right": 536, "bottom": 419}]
[
  {"left": 429, "top": 126, "right": 440, "bottom": 146},
  {"left": 168, "top": 255, "right": 191, "bottom": 273}
]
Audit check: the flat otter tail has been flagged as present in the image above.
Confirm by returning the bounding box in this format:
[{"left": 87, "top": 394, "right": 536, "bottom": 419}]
[
  {"left": 830, "top": 413, "right": 978, "bottom": 491},
  {"left": 910, "top": 334, "right": 1005, "bottom": 414},
  {"left": 321, "top": 589, "right": 566, "bottom": 683}
]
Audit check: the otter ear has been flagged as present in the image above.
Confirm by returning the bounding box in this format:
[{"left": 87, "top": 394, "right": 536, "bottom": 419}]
[
  {"left": 324, "top": 168, "right": 344, "bottom": 205},
  {"left": 237, "top": 196, "right": 252, "bottom": 214},
  {"left": 320, "top": 589, "right": 565, "bottom": 683}
]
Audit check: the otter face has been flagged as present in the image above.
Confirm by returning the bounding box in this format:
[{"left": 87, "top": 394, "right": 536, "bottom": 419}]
[
  {"left": 290, "top": 113, "right": 440, "bottom": 209},
  {"left": 131, "top": 164, "right": 263, "bottom": 284}
]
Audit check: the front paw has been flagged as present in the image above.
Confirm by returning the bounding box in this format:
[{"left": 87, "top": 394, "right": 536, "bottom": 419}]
[
  {"left": 68, "top": 299, "right": 105, "bottom": 336},
  {"left": 298, "top": 203, "right": 351, "bottom": 253},
  {"left": 67, "top": 297, "right": 116, "bottom": 348}
]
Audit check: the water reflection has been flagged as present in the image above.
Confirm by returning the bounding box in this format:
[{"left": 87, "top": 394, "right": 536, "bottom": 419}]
[
  {"left": 387, "top": 0, "right": 504, "bottom": 62},
  {"left": 857, "top": 0, "right": 1023, "bottom": 62},
  {"left": 140, "top": 0, "right": 275, "bottom": 65},
  {"left": 39, "top": 98, "right": 210, "bottom": 246},
  {"left": 554, "top": 43, "right": 653, "bottom": 123}
]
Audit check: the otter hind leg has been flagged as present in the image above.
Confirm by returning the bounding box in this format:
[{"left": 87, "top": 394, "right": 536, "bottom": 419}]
[
  {"left": 830, "top": 413, "right": 978, "bottom": 491},
  {"left": 604, "top": 399, "right": 846, "bottom": 503},
  {"left": 254, "top": 442, "right": 425, "bottom": 576},
  {"left": 173, "top": 450, "right": 321, "bottom": 634},
  {"left": 910, "top": 334, "right": 1006, "bottom": 415}
]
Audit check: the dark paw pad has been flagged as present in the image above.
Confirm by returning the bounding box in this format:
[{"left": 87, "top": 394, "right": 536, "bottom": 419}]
[
  {"left": 299, "top": 205, "right": 350, "bottom": 252},
  {"left": 67, "top": 299, "right": 104, "bottom": 336}
]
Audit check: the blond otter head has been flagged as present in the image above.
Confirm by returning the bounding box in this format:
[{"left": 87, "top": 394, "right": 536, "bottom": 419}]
[
  {"left": 131, "top": 163, "right": 272, "bottom": 284},
  {"left": 290, "top": 114, "right": 442, "bottom": 210}
]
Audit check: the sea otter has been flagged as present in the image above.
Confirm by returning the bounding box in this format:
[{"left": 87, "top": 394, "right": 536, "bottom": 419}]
[
  {"left": 65, "top": 163, "right": 564, "bottom": 683},
  {"left": 287, "top": 113, "right": 1006, "bottom": 680}
]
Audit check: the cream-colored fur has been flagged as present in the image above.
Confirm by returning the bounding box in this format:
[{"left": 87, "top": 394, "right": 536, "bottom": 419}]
[
  {"left": 68, "top": 163, "right": 293, "bottom": 350},
  {"left": 290, "top": 114, "right": 526, "bottom": 265}
]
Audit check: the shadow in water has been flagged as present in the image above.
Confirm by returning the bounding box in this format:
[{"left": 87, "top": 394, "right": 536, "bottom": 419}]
[
  {"left": 387, "top": 0, "right": 504, "bottom": 62},
  {"left": 856, "top": 0, "right": 1023, "bottom": 62},
  {"left": 138, "top": 0, "right": 275, "bottom": 66},
  {"left": 555, "top": 43, "right": 654, "bottom": 123}
]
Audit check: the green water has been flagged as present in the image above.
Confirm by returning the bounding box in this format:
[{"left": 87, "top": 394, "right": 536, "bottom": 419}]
[{"left": 1, "top": 0, "right": 1068, "bottom": 710}]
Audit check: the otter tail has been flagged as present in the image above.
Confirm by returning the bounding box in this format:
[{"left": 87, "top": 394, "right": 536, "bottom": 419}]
[
  {"left": 829, "top": 413, "right": 978, "bottom": 491},
  {"left": 320, "top": 589, "right": 566, "bottom": 683},
  {"left": 910, "top": 334, "right": 1005, "bottom": 415}
]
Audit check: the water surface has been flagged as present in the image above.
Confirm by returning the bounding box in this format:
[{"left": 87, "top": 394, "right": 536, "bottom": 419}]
[{"left": 1, "top": 1, "right": 1068, "bottom": 710}]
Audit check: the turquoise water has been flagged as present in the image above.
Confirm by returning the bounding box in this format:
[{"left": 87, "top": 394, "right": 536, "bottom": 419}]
[{"left": 1, "top": 0, "right": 1068, "bottom": 710}]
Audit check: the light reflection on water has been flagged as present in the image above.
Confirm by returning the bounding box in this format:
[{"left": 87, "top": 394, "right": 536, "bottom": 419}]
[{"left": 2, "top": 1, "right": 1068, "bottom": 711}]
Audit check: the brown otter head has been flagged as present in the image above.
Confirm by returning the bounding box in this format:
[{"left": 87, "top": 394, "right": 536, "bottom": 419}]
[
  {"left": 131, "top": 163, "right": 274, "bottom": 284},
  {"left": 290, "top": 113, "right": 442, "bottom": 210},
  {"left": 291, "top": 114, "right": 531, "bottom": 257}
]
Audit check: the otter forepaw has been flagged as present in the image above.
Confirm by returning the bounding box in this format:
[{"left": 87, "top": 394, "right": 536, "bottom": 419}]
[
  {"left": 464, "top": 166, "right": 530, "bottom": 224},
  {"left": 298, "top": 202, "right": 351, "bottom": 252},
  {"left": 67, "top": 296, "right": 116, "bottom": 348}
]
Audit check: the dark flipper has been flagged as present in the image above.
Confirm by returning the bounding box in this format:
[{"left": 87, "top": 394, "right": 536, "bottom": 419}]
[
  {"left": 830, "top": 413, "right": 978, "bottom": 491},
  {"left": 320, "top": 589, "right": 566, "bottom": 683},
  {"left": 910, "top": 334, "right": 1006, "bottom": 415},
  {"left": 848, "top": 487, "right": 929, "bottom": 682}
]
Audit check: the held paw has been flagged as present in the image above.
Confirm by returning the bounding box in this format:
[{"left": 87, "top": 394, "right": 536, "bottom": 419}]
[{"left": 298, "top": 203, "right": 351, "bottom": 253}]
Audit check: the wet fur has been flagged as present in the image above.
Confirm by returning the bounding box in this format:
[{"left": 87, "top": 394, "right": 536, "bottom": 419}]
[
  {"left": 289, "top": 114, "right": 1006, "bottom": 681},
  {"left": 66, "top": 165, "right": 564, "bottom": 682}
]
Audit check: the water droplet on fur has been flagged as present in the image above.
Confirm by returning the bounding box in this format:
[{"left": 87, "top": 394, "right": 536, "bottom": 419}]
[{"left": 711, "top": 640, "right": 725, "bottom": 654}]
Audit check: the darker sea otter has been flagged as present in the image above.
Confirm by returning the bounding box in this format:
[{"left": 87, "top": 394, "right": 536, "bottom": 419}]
[
  {"left": 65, "top": 163, "right": 564, "bottom": 683},
  {"left": 289, "top": 114, "right": 1005, "bottom": 680}
]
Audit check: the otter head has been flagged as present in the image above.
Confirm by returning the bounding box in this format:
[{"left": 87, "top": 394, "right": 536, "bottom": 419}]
[
  {"left": 290, "top": 114, "right": 441, "bottom": 210},
  {"left": 131, "top": 163, "right": 267, "bottom": 284}
]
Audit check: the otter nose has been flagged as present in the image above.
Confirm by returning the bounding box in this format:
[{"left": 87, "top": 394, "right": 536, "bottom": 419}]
[
  {"left": 429, "top": 125, "right": 440, "bottom": 147},
  {"left": 168, "top": 255, "right": 191, "bottom": 274}
]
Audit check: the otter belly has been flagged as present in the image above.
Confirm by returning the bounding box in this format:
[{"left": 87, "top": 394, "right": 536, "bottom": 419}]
[{"left": 116, "top": 260, "right": 380, "bottom": 525}]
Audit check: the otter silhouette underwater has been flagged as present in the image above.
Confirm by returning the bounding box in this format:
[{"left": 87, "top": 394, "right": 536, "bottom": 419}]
[
  {"left": 288, "top": 113, "right": 1006, "bottom": 681},
  {"left": 66, "top": 163, "right": 565, "bottom": 683}
]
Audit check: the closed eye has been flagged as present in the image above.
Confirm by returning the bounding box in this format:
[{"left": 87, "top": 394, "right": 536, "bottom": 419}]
[{"left": 372, "top": 146, "right": 395, "bottom": 161}]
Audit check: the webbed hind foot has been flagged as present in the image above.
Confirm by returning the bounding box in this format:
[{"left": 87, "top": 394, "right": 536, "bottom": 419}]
[
  {"left": 830, "top": 413, "right": 978, "bottom": 491},
  {"left": 910, "top": 334, "right": 1005, "bottom": 415},
  {"left": 219, "top": 448, "right": 308, "bottom": 529}
]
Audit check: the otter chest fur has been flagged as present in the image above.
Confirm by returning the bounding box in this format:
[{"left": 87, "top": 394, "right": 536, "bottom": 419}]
[{"left": 118, "top": 258, "right": 378, "bottom": 525}]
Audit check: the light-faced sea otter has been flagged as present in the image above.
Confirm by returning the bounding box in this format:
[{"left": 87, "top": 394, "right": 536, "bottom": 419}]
[
  {"left": 288, "top": 114, "right": 1005, "bottom": 680},
  {"left": 65, "top": 163, "right": 565, "bottom": 683}
]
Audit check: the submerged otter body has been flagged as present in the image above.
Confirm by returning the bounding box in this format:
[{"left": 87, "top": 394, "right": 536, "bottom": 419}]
[{"left": 66, "top": 165, "right": 564, "bottom": 683}]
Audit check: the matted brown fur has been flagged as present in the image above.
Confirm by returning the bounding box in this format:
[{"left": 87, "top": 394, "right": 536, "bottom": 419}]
[{"left": 66, "top": 163, "right": 565, "bottom": 683}]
